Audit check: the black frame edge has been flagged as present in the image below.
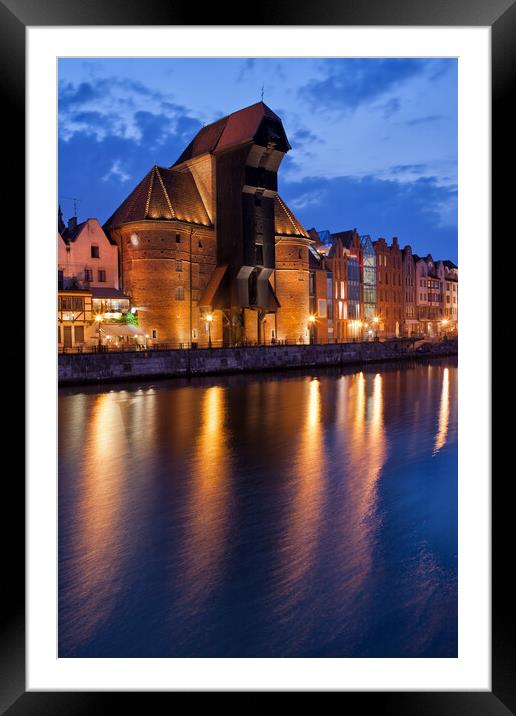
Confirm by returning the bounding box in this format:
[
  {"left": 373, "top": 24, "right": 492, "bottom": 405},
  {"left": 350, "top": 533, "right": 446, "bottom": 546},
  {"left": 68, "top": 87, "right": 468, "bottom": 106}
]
[{"left": 9, "top": 0, "right": 514, "bottom": 711}]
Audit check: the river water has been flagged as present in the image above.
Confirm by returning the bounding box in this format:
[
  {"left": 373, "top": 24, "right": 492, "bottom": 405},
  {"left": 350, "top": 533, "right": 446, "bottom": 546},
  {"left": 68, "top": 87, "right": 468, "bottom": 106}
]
[{"left": 58, "top": 357, "right": 457, "bottom": 657}]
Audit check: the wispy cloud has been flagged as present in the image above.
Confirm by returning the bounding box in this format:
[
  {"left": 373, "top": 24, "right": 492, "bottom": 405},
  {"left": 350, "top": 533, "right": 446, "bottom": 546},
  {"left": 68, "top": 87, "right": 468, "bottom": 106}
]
[
  {"left": 301, "top": 58, "right": 432, "bottom": 113},
  {"left": 102, "top": 160, "right": 130, "bottom": 183}
]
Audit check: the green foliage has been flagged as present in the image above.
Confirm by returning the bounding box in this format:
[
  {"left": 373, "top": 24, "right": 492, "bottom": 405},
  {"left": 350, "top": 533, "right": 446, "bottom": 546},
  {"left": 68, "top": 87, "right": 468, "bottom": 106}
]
[{"left": 121, "top": 312, "right": 139, "bottom": 326}]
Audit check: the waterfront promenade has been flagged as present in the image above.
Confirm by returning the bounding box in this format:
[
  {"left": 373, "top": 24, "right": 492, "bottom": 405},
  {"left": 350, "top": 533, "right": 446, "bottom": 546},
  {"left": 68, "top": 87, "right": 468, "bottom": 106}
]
[{"left": 58, "top": 337, "right": 457, "bottom": 385}]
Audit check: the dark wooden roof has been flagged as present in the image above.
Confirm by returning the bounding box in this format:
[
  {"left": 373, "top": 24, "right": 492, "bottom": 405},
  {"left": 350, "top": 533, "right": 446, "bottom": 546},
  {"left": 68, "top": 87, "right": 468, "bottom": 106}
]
[
  {"left": 173, "top": 102, "right": 290, "bottom": 165},
  {"left": 103, "top": 165, "right": 212, "bottom": 230}
]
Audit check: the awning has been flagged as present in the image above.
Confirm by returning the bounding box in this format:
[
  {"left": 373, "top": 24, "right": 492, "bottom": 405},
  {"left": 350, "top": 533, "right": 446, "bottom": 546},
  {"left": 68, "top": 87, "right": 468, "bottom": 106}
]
[
  {"left": 199, "top": 265, "right": 228, "bottom": 308},
  {"left": 100, "top": 324, "right": 145, "bottom": 337}
]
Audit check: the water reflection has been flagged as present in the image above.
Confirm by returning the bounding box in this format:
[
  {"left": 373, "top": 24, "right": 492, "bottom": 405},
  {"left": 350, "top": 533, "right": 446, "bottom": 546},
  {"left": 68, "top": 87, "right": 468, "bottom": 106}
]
[
  {"left": 276, "top": 378, "right": 326, "bottom": 623},
  {"left": 434, "top": 367, "right": 450, "bottom": 454},
  {"left": 334, "top": 373, "right": 386, "bottom": 616},
  {"left": 59, "top": 358, "right": 458, "bottom": 657},
  {"left": 178, "top": 385, "right": 232, "bottom": 613},
  {"left": 59, "top": 393, "right": 128, "bottom": 652}
]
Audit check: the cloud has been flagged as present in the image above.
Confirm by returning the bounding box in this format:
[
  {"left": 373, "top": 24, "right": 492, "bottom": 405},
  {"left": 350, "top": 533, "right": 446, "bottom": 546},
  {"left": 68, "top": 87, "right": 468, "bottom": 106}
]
[
  {"left": 405, "top": 115, "right": 442, "bottom": 126},
  {"left": 280, "top": 173, "right": 457, "bottom": 261},
  {"left": 58, "top": 75, "right": 198, "bottom": 144},
  {"left": 289, "top": 190, "right": 324, "bottom": 210},
  {"left": 301, "top": 58, "right": 432, "bottom": 112},
  {"left": 237, "top": 58, "right": 256, "bottom": 82},
  {"left": 102, "top": 160, "right": 131, "bottom": 183}
]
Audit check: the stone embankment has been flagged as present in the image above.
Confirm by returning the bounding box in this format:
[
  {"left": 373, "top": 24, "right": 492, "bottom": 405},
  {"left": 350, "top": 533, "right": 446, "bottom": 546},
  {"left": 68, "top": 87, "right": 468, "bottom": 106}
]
[{"left": 58, "top": 338, "right": 457, "bottom": 385}]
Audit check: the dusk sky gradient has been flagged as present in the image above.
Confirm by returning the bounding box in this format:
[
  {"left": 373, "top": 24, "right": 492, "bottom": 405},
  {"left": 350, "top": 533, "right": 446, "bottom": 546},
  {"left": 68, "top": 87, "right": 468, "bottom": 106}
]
[{"left": 58, "top": 57, "right": 457, "bottom": 262}]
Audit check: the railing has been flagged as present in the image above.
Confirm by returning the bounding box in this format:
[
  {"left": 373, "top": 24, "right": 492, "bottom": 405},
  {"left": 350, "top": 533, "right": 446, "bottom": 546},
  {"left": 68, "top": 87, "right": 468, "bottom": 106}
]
[{"left": 55, "top": 335, "right": 454, "bottom": 356}]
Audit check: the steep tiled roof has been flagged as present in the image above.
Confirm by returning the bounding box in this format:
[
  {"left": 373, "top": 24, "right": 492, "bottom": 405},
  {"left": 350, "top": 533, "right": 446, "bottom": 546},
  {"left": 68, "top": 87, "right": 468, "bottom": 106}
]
[
  {"left": 61, "top": 221, "right": 87, "bottom": 243},
  {"left": 103, "top": 165, "right": 212, "bottom": 230},
  {"left": 274, "top": 195, "right": 309, "bottom": 239},
  {"left": 173, "top": 102, "right": 290, "bottom": 166}
]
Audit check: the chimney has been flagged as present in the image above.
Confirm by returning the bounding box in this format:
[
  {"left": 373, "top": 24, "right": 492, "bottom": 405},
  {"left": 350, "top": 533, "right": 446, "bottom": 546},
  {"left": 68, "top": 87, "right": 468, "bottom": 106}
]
[{"left": 68, "top": 216, "right": 77, "bottom": 230}]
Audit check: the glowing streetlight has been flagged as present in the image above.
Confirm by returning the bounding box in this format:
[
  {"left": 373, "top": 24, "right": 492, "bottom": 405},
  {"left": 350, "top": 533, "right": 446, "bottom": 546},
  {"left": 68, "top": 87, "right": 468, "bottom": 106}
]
[
  {"left": 206, "top": 312, "right": 214, "bottom": 348},
  {"left": 308, "top": 314, "right": 316, "bottom": 344},
  {"left": 95, "top": 314, "right": 103, "bottom": 349},
  {"left": 372, "top": 315, "right": 380, "bottom": 340}
]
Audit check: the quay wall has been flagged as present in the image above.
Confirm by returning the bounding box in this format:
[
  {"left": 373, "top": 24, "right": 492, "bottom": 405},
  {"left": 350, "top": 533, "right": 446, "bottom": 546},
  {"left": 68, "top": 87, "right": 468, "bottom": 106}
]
[{"left": 58, "top": 339, "right": 457, "bottom": 386}]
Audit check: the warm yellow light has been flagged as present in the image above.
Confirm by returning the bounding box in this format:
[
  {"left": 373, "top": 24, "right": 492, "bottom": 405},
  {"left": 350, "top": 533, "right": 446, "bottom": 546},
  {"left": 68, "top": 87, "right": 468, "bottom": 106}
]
[
  {"left": 308, "top": 314, "right": 316, "bottom": 323},
  {"left": 441, "top": 319, "right": 449, "bottom": 325},
  {"left": 372, "top": 316, "right": 380, "bottom": 324},
  {"left": 95, "top": 314, "right": 103, "bottom": 322},
  {"left": 206, "top": 313, "right": 214, "bottom": 322}
]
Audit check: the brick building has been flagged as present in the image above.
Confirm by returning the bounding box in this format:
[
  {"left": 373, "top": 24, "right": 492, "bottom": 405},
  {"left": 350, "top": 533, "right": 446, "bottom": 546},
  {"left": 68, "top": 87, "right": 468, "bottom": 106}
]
[
  {"left": 401, "top": 244, "right": 418, "bottom": 336},
  {"left": 104, "top": 102, "right": 312, "bottom": 347},
  {"left": 374, "top": 237, "right": 403, "bottom": 337}
]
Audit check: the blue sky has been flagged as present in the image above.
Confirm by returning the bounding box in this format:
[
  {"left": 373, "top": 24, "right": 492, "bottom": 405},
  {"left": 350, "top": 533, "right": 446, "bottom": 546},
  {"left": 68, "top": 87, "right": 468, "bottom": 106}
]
[{"left": 58, "top": 57, "right": 457, "bottom": 261}]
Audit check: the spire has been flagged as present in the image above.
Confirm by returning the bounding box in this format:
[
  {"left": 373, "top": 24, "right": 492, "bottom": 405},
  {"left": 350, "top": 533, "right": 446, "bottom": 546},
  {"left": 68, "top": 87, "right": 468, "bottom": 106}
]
[{"left": 58, "top": 204, "right": 65, "bottom": 234}]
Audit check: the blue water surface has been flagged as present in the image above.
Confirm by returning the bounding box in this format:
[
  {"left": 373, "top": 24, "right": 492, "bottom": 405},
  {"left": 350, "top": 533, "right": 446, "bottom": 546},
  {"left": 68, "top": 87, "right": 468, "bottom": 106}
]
[{"left": 58, "top": 358, "right": 457, "bottom": 657}]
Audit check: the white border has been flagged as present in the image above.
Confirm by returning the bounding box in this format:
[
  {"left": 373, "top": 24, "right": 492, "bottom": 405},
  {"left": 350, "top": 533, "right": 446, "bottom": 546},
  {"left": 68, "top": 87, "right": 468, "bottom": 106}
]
[{"left": 27, "top": 26, "right": 490, "bottom": 691}]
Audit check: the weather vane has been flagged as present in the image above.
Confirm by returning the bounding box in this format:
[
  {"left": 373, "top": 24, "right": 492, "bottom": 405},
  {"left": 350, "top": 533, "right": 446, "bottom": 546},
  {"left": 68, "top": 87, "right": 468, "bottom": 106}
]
[{"left": 261, "top": 84, "right": 265, "bottom": 101}]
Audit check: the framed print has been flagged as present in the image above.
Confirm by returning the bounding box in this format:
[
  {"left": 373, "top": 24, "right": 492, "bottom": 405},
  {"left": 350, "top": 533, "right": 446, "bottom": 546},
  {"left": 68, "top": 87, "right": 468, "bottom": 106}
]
[{"left": 5, "top": 0, "right": 513, "bottom": 710}]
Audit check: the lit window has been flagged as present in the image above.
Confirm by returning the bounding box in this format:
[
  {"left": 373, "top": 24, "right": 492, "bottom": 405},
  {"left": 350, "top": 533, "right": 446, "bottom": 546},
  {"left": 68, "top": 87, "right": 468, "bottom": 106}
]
[{"left": 175, "top": 286, "right": 185, "bottom": 300}]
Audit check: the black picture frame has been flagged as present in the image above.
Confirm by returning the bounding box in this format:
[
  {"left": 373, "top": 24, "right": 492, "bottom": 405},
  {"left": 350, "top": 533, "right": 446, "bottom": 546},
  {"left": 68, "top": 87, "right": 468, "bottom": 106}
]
[{"left": 6, "top": 0, "right": 512, "bottom": 711}]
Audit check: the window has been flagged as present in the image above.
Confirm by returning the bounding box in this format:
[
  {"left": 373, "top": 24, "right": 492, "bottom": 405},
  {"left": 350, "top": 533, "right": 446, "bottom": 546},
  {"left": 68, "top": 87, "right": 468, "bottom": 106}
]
[
  {"left": 74, "top": 326, "right": 84, "bottom": 344},
  {"left": 59, "top": 296, "right": 85, "bottom": 311},
  {"left": 91, "top": 245, "right": 100, "bottom": 258},
  {"left": 98, "top": 270, "right": 106, "bottom": 282},
  {"left": 175, "top": 286, "right": 185, "bottom": 300},
  {"left": 84, "top": 269, "right": 93, "bottom": 282},
  {"left": 58, "top": 326, "right": 61, "bottom": 344},
  {"left": 176, "top": 260, "right": 182, "bottom": 272},
  {"left": 58, "top": 270, "right": 64, "bottom": 290},
  {"left": 198, "top": 240, "right": 203, "bottom": 249},
  {"left": 256, "top": 244, "right": 264, "bottom": 266},
  {"left": 175, "top": 234, "right": 181, "bottom": 243},
  {"left": 318, "top": 299, "right": 327, "bottom": 317},
  {"left": 151, "top": 329, "right": 158, "bottom": 339}
]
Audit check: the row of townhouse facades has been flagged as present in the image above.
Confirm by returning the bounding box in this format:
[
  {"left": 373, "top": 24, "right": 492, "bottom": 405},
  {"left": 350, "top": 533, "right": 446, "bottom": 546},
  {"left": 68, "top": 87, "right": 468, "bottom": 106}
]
[
  {"left": 58, "top": 101, "right": 458, "bottom": 350},
  {"left": 307, "top": 229, "right": 458, "bottom": 343}
]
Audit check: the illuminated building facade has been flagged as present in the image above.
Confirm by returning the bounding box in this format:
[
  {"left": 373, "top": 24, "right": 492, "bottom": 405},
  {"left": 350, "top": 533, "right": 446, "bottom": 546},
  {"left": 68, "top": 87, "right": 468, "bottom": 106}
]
[
  {"left": 360, "top": 234, "right": 376, "bottom": 325},
  {"left": 104, "top": 102, "right": 312, "bottom": 347},
  {"left": 374, "top": 237, "right": 403, "bottom": 337},
  {"left": 58, "top": 215, "right": 132, "bottom": 349},
  {"left": 401, "top": 244, "right": 418, "bottom": 336}
]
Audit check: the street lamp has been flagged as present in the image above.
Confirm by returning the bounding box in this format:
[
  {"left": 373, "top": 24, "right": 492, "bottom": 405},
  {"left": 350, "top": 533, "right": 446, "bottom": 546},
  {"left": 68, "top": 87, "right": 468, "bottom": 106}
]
[
  {"left": 441, "top": 318, "right": 449, "bottom": 339},
  {"left": 372, "top": 315, "right": 380, "bottom": 340},
  {"left": 95, "top": 314, "right": 103, "bottom": 350},
  {"left": 308, "top": 314, "right": 316, "bottom": 344},
  {"left": 206, "top": 312, "right": 213, "bottom": 348}
]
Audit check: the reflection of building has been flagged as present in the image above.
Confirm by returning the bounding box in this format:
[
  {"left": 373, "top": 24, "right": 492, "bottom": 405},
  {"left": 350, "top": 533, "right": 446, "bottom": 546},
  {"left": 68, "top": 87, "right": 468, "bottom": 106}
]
[{"left": 104, "top": 102, "right": 312, "bottom": 347}]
